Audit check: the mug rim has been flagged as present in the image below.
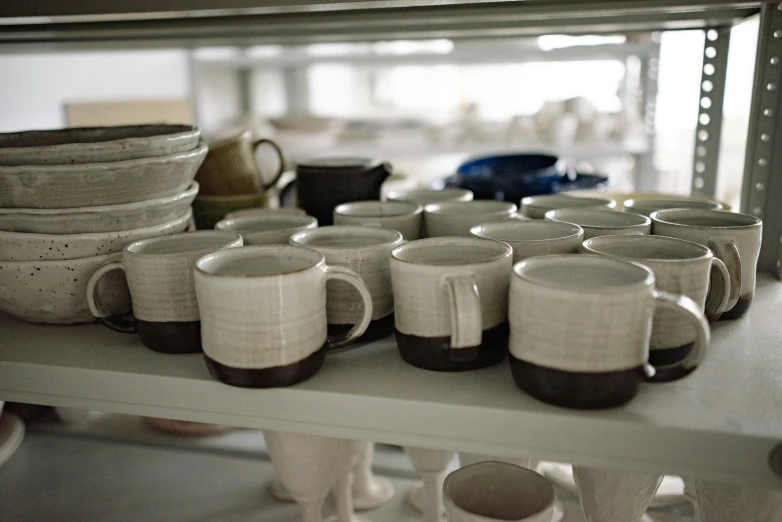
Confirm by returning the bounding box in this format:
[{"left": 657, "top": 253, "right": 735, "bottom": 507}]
[
  {"left": 513, "top": 254, "right": 654, "bottom": 293},
  {"left": 424, "top": 200, "right": 517, "bottom": 215},
  {"left": 290, "top": 225, "right": 404, "bottom": 251},
  {"left": 471, "top": 220, "right": 583, "bottom": 243},
  {"left": 125, "top": 230, "right": 243, "bottom": 257},
  {"left": 545, "top": 208, "right": 650, "bottom": 228},
  {"left": 521, "top": 194, "right": 616, "bottom": 210},
  {"left": 386, "top": 187, "right": 473, "bottom": 202},
  {"left": 391, "top": 236, "right": 512, "bottom": 265},
  {"left": 334, "top": 200, "right": 423, "bottom": 217},
  {"left": 207, "top": 129, "right": 252, "bottom": 151},
  {"left": 624, "top": 197, "right": 723, "bottom": 212},
  {"left": 650, "top": 208, "right": 762, "bottom": 229},
  {"left": 215, "top": 214, "right": 317, "bottom": 232},
  {"left": 582, "top": 234, "right": 714, "bottom": 262},
  {"left": 195, "top": 245, "right": 324, "bottom": 278}
]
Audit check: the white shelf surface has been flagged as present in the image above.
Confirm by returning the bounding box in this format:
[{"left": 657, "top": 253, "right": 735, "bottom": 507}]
[{"left": 1, "top": 275, "right": 782, "bottom": 488}]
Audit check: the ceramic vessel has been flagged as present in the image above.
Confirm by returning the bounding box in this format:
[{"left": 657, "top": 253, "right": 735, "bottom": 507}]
[
  {"left": 0, "top": 208, "right": 193, "bottom": 262},
  {"left": 391, "top": 237, "right": 512, "bottom": 372},
  {"left": 0, "top": 124, "right": 201, "bottom": 166},
  {"left": 194, "top": 245, "right": 373, "bottom": 387},
  {"left": 333, "top": 200, "right": 423, "bottom": 240},
  {"left": 470, "top": 221, "right": 583, "bottom": 263},
  {"left": 86, "top": 231, "right": 243, "bottom": 354},
  {"left": 327, "top": 439, "right": 371, "bottom": 522},
  {"left": 651, "top": 209, "right": 762, "bottom": 320},
  {"left": 453, "top": 153, "right": 566, "bottom": 202},
  {"left": 225, "top": 207, "right": 307, "bottom": 220},
  {"left": 509, "top": 255, "right": 709, "bottom": 408},
  {"left": 0, "top": 181, "right": 199, "bottom": 234},
  {"left": 0, "top": 252, "right": 131, "bottom": 324},
  {"left": 424, "top": 201, "right": 518, "bottom": 237},
  {"left": 290, "top": 226, "right": 403, "bottom": 343},
  {"left": 0, "top": 142, "right": 207, "bottom": 208},
  {"left": 693, "top": 479, "right": 782, "bottom": 521},
  {"left": 623, "top": 197, "right": 723, "bottom": 216},
  {"left": 520, "top": 194, "right": 615, "bottom": 219},
  {"left": 351, "top": 443, "right": 395, "bottom": 510},
  {"left": 443, "top": 461, "right": 556, "bottom": 522},
  {"left": 196, "top": 130, "right": 285, "bottom": 195},
  {"left": 573, "top": 466, "right": 662, "bottom": 522},
  {"left": 545, "top": 208, "right": 650, "bottom": 239},
  {"left": 216, "top": 213, "right": 317, "bottom": 245},
  {"left": 385, "top": 188, "right": 473, "bottom": 205},
  {"left": 583, "top": 235, "right": 732, "bottom": 380},
  {"left": 191, "top": 192, "right": 269, "bottom": 230},
  {"left": 405, "top": 447, "right": 456, "bottom": 522}
]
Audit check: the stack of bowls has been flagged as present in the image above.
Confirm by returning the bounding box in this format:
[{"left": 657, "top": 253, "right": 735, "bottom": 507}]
[{"left": 0, "top": 124, "right": 206, "bottom": 324}]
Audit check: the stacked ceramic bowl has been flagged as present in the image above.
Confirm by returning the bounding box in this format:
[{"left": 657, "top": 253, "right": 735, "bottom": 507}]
[{"left": 0, "top": 124, "right": 206, "bottom": 324}]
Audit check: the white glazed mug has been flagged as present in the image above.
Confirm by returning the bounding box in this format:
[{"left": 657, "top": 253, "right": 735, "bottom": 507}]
[
  {"left": 290, "top": 225, "right": 404, "bottom": 343},
  {"left": 582, "top": 235, "right": 732, "bottom": 381},
  {"left": 545, "top": 208, "right": 651, "bottom": 239},
  {"left": 194, "top": 245, "right": 373, "bottom": 388},
  {"left": 86, "top": 231, "right": 243, "bottom": 354},
  {"left": 470, "top": 221, "right": 583, "bottom": 263},
  {"left": 651, "top": 208, "right": 762, "bottom": 320},
  {"left": 443, "top": 461, "right": 556, "bottom": 522},
  {"left": 385, "top": 187, "right": 474, "bottom": 205},
  {"left": 623, "top": 197, "right": 723, "bottom": 216},
  {"left": 225, "top": 207, "right": 307, "bottom": 221},
  {"left": 215, "top": 214, "right": 317, "bottom": 244},
  {"left": 333, "top": 200, "right": 423, "bottom": 240},
  {"left": 509, "top": 255, "right": 709, "bottom": 409},
  {"left": 424, "top": 201, "right": 518, "bottom": 237},
  {"left": 390, "top": 237, "right": 513, "bottom": 372},
  {"left": 520, "top": 194, "right": 616, "bottom": 219}
]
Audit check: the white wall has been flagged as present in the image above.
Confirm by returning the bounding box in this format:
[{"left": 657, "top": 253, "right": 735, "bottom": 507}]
[{"left": 0, "top": 50, "right": 191, "bottom": 132}]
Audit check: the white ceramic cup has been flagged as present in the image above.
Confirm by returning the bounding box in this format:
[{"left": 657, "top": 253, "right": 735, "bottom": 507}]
[
  {"left": 520, "top": 194, "right": 616, "bottom": 219},
  {"left": 443, "top": 461, "right": 556, "bottom": 522},
  {"left": 650, "top": 209, "right": 762, "bottom": 320},
  {"left": 582, "top": 235, "right": 732, "bottom": 381},
  {"left": 470, "top": 221, "right": 583, "bottom": 263},
  {"left": 225, "top": 207, "right": 307, "bottom": 221},
  {"left": 290, "top": 225, "right": 404, "bottom": 343},
  {"left": 509, "top": 255, "right": 709, "bottom": 408},
  {"left": 424, "top": 201, "right": 518, "bottom": 237},
  {"left": 623, "top": 197, "right": 724, "bottom": 216},
  {"left": 391, "top": 237, "right": 513, "bottom": 372},
  {"left": 215, "top": 214, "right": 317, "bottom": 244},
  {"left": 545, "top": 208, "right": 650, "bottom": 239},
  {"left": 194, "top": 245, "right": 373, "bottom": 388},
  {"left": 572, "top": 466, "right": 662, "bottom": 522},
  {"left": 86, "top": 231, "right": 243, "bottom": 354},
  {"left": 385, "top": 187, "right": 474, "bottom": 205},
  {"left": 333, "top": 200, "right": 423, "bottom": 240}
]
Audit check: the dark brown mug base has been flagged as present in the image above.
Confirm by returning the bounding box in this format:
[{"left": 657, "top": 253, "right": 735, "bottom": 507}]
[
  {"left": 718, "top": 293, "right": 753, "bottom": 320},
  {"left": 510, "top": 355, "right": 644, "bottom": 409},
  {"left": 647, "top": 341, "right": 696, "bottom": 382},
  {"left": 327, "top": 314, "right": 394, "bottom": 344},
  {"left": 396, "top": 322, "right": 508, "bottom": 372},
  {"left": 204, "top": 346, "right": 326, "bottom": 388},
  {"left": 137, "top": 319, "right": 202, "bottom": 354}
]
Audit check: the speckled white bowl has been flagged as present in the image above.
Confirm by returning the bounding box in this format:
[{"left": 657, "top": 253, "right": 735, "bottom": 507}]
[
  {"left": 0, "top": 208, "right": 193, "bottom": 261},
  {"left": 0, "top": 181, "right": 199, "bottom": 234},
  {"left": 0, "top": 142, "right": 207, "bottom": 208},
  {"left": 0, "top": 252, "right": 131, "bottom": 324},
  {"left": 0, "top": 124, "right": 201, "bottom": 166}
]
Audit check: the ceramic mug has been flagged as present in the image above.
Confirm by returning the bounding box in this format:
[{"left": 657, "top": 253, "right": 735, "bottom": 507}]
[
  {"left": 424, "top": 201, "right": 518, "bottom": 237},
  {"left": 509, "top": 255, "right": 709, "bottom": 408},
  {"left": 582, "top": 235, "right": 732, "bottom": 381},
  {"left": 470, "top": 221, "right": 583, "bottom": 263},
  {"left": 545, "top": 208, "right": 651, "bottom": 239},
  {"left": 333, "top": 200, "right": 423, "bottom": 240},
  {"left": 191, "top": 192, "right": 269, "bottom": 230},
  {"left": 390, "top": 237, "right": 513, "bottom": 371},
  {"left": 86, "top": 231, "right": 243, "bottom": 354},
  {"left": 623, "top": 197, "right": 724, "bottom": 216},
  {"left": 385, "top": 187, "right": 474, "bottom": 205},
  {"left": 215, "top": 214, "right": 317, "bottom": 244},
  {"left": 225, "top": 207, "right": 307, "bottom": 221},
  {"left": 443, "top": 461, "right": 556, "bottom": 522},
  {"left": 290, "top": 226, "right": 404, "bottom": 343},
  {"left": 194, "top": 245, "right": 373, "bottom": 387},
  {"left": 520, "top": 194, "right": 616, "bottom": 219},
  {"left": 195, "top": 130, "right": 285, "bottom": 195},
  {"left": 651, "top": 209, "right": 762, "bottom": 320}
]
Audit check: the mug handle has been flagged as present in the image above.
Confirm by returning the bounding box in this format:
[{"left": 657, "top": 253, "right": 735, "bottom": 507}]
[
  {"left": 251, "top": 138, "right": 286, "bottom": 190},
  {"left": 649, "top": 290, "right": 710, "bottom": 377},
  {"left": 86, "top": 260, "right": 136, "bottom": 334},
  {"left": 441, "top": 273, "right": 482, "bottom": 361},
  {"left": 708, "top": 239, "right": 741, "bottom": 312},
  {"left": 324, "top": 265, "right": 374, "bottom": 349},
  {"left": 703, "top": 257, "right": 731, "bottom": 323}
]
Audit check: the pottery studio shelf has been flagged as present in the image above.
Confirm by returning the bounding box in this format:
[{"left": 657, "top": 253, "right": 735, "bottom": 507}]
[{"left": 0, "top": 274, "right": 781, "bottom": 489}]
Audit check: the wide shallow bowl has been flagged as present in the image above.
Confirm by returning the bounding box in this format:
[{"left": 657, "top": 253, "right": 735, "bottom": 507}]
[
  {"left": 0, "top": 124, "right": 201, "bottom": 166},
  {"left": 0, "top": 141, "right": 207, "bottom": 208},
  {"left": 0, "top": 252, "right": 131, "bottom": 324},
  {"left": 454, "top": 153, "right": 566, "bottom": 202},
  {"left": 0, "top": 208, "right": 192, "bottom": 261},
  {"left": 0, "top": 181, "right": 198, "bottom": 234}
]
